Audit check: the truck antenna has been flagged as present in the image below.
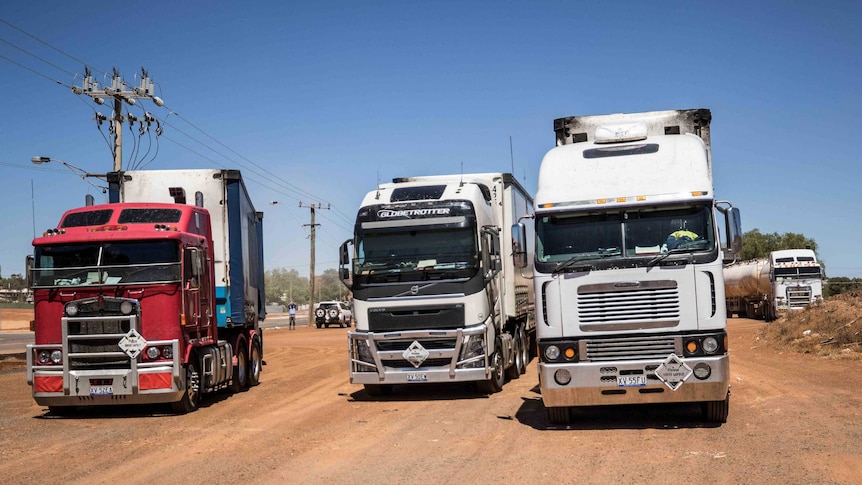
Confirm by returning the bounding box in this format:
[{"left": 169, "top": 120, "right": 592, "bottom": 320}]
[
  {"left": 510, "top": 135, "right": 515, "bottom": 175},
  {"left": 375, "top": 169, "right": 381, "bottom": 200}
]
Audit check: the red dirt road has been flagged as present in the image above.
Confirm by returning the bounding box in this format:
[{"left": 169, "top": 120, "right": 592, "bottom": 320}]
[{"left": 1, "top": 317, "right": 861, "bottom": 484}]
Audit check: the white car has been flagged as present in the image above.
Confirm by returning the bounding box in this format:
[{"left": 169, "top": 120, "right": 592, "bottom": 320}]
[{"left": 314, "top": 301, "right": 352, "bottom": 328}]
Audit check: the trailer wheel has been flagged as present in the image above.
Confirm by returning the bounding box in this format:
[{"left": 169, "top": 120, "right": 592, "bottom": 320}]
[
  {"left": 517, "top": 324, "right": 529, "bottom": 375},
  {"left": 478, "top": 338, "right": 505, "bottom": 394},
  {"left": 505, "top": 332, "right": 521, "bottom": 380},
  {"left": 172, "top": 359, "right": 200, "bottom": 414},
  {"left": 364, "top": 384, "right": 393, "bottom": 397},
  {"left": 547, "top": 406, "right": 571, "bottom": 425},
  {"left": 702, "top": 391, "right": 730, "bottom": 423},
  {"left": 248, "top": 339, "right": 262, "bottom": 386},
  {"left": 230, "top": 344, "right": 248, "bottom": 393}
]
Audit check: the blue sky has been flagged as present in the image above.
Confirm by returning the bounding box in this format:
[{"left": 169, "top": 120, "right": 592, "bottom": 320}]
[{"left": 1, "top": 1, "right": 860, "bottom": 278}]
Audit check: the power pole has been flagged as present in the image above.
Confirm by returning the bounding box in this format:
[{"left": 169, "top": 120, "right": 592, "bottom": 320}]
[
  {"left": 300, "top": 202, "right": 330, "bottom": 325},
  {"left": 73, "top": 67, "right": 164, "bottom": 172}
]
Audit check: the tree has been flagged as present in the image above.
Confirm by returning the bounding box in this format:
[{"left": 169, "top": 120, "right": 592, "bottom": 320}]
[
  {"left": 824, "top": 277, "right": 862, "bottom": 297},
  {"left": 740, "top": 229, "right": 818, "bottom": 262},
  {"left": 264, "top": 268, "right": 309, "bottom": 306}
]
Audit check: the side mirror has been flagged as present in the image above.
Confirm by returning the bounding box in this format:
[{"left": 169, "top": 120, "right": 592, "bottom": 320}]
[
  {"left": 717, "top": 202, "right": 742, "bottom": 264},
  {"left": 190, "top": 248, "right": 203, "bottom": 276},
  {"left": 339, "top": 239, "right": 353, "bottom": 289},
  {"left": 25, "top": 254, "right": 34, "bottom": 289},
  {"left": 511, "top": 223, "right": 528, "bottom": 269},
  {"left": 339, "top": 240, "right": 351, "bottom": 265}
]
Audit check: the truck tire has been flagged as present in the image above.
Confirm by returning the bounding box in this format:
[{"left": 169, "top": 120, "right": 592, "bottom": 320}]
[
  {"left": 230, "top": 344, "right": 248, "bottom": 392},
  {"left": 505, "top": 332, "right": 521, "bottom": 380},
  {"left": 702, "top": 391, "right": 730, "bottom": 423},
  {"left": 172, "top": 359, "right": 200, "bottom": 414},
  {"left": 248, "top": 339, "right": 262, "bottom": 386},
  {"left": 364, "top": 384, "right": 393, "bottom": 397},
  {"left": 517, "top": 324, "right": 529, "bottom": 375},
  {"left": 478, "top": 338, "right": 505, "bottom": 394},
  {"left": 547, "top": 406, "right": 571, "bottom": 425}
]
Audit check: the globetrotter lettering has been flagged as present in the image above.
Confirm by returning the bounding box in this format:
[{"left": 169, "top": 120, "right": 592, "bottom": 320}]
[{"left": 377, "top": 208, "right": 451, "bottom": 218}]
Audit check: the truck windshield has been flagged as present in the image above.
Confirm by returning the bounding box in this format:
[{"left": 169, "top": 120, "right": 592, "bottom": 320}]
[
  {"left": 536, "top": 204, "right": 714, "bottom": 266},
  {"left": 32, "top": 241, "right": 181, "bottom": 287},
  {"left": 353, "top": 227, "right": 478, "bottom": 282},
  {"left": 774, "top": 266, "right": 822, "bottom": 281}
]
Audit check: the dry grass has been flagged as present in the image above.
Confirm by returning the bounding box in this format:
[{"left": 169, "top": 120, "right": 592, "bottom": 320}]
[{"left": 757, "top": 291, "right": 862, "bottom": 359}]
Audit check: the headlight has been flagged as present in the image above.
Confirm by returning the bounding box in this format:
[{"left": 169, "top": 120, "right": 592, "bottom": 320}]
[
  {"left": 693, "top": 362, "right": 712, "bottom": 380},
  {"left": 544, "top": 345, "right": 561, "bottom": 361},
  {"left": 554, "top": 369, "right": 572, "bottom": 385},
  {"left": 161, "top": 346, "right": 173, "bottom": 359},
  {"left": 356, "top": 340, "right": 374, "bottom": 364},
  {"left": 460, "top": 336, "right": 485, "bottom": 360},
  {"left": 703, "top": 337, "right": 719, "bottom": 354},
  {"left": 120, "top": 301, "right": 134, "bottom": 315},
  {"left": 51, "top": 350, "right": 62, "bottom": 364},
  {"left": 65, "top": 302, "right": 78, "bottom": 317},
  {"left": 38, "top": 350, "right": 51, "bottom": 364},
  {"left": 146, "top": 347, "right": 160, "bottom": 360}
]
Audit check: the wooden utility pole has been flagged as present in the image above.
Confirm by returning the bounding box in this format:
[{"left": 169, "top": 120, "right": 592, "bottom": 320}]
[{"left": 300, "top": 202, "right": 329, "bottom": 325}]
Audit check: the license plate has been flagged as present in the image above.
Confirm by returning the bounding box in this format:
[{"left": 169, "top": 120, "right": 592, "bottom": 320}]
[
  {"left": 617, "top": 375, "right": 646, "bottom": 387},
  {"left": 406, "top": 372, "right": 427, "bottom": 382},
  {"left": 90, "top": 385, "right": 113, "bottom": 396}
]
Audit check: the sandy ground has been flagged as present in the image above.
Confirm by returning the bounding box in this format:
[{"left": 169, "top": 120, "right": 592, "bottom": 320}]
[
  {"left": 0, "top": 308, "right": 31, "bottom": 332},
  {"left": 1, "top": 316, "right": 861, "bottom": 484}
]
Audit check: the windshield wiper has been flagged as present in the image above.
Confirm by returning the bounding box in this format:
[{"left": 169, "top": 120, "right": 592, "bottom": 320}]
[
  {"left": 553, "top": 256, "right": 594, "bottom": 275},
  {"left": 647, "top": 248, "right": 692, "bottom": 268}
]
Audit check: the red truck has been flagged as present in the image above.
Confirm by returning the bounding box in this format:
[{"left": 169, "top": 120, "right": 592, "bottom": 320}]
[{"left": 26, "top": 169, "right": 265, "bottom": 414}]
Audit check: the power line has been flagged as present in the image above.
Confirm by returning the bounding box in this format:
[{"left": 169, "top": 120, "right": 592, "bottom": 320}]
[{"left": 0, "top": 18, "right": 106, "bottom": 76}]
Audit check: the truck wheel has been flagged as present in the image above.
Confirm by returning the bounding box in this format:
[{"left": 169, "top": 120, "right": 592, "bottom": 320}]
[
  {"left": 172, "top": 359, "right": 200, "bottom": 414},
  {"left": 505, "top": 333, "right": 521, "bottom": 380},
  {"left": 517, "top": 325, "right": 529, "bottom": 375},
  {"left": 478, "top": 339, "right": 505, "bottom": 394},
  {"left": 547, "top": 406, "right": 571, "bottom": 425},
  {"left": 248, "top": 339, "right": 262, "bottom": 386},
  {"left": 229, "top": 345, "right": 248, "bottom": 393},
  {"left": 702, "top": 391, "right": 730, "bottom": 423},
  {"left": 364, "top": 384, "right": 393, "bottom": 397}
]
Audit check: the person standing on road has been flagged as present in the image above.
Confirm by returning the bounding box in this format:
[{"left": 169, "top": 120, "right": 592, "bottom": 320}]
[{"left": 288, "top": 301, "right": 297, "bottom": 330}]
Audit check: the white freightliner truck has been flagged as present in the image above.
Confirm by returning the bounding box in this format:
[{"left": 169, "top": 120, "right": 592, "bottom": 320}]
[
  {"left": 339, "top": 173, "right": 535, "bottom": 395},
  {"left": 523, "top": 109, "right": 742, "bottom": 424},
  {"left": 724, "top": 249, "right": 823, "bottom": 321}
]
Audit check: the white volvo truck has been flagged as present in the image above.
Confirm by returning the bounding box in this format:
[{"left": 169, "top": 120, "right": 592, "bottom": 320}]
[
  {"left": 524, "top": 109, "right": 742, "bottom": 424},
  {"left": 340, "top": 173, "right": 535, "bottom": 395}
]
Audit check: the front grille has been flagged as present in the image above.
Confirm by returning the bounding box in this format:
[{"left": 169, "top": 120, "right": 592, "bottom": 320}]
[
  {"left": 376, "top": 338, "right": 457, "bottom": 352},
  {"left": 584, "top": 334, "right": 677, "bottom": 362},
  {"left": 368, "top": 304, "right": 464, "bottom": 332},
  {"left": 65, "top": 314, "right": 137, "bottom": 370},
  {"left": 578, "top": 281, "right": 680, "bottom": 324},
  {"left": 786, "top": 286, "right": 812, "bottom": 307}
]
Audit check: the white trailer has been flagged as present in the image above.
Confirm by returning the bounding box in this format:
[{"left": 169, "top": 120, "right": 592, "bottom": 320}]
[
  {"left": 339, "top": 173, "right": 535, "bottom": 395},
  {"left": 528, "top": 109, "right": 742, "bottom": 424},
  {"left": 725, "top": 249, "right": 823, "bottom": 320}
]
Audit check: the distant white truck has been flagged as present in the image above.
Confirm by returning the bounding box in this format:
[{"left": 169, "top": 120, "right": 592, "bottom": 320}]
[
  {"left": 340, "top": 173, "right": 535, "bottom": 395},
  {"left": 724, "top": 249, "right": 823, "bottom": 321},
  {"left": 527, "top": 108, "right": 742, "bottom": 424}
]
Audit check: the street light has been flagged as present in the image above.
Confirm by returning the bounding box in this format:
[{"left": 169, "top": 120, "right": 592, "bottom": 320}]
[{"left": 30, "top": 156, "right": 108, "bottom": 194}]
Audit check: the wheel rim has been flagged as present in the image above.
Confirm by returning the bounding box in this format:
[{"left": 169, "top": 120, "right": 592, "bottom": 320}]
[
  {"left": 236, "top": 349, "right": 247, "bottom": 387},
  {"left": 250, "top": 344, "right": 262, "bottom": 383}
]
